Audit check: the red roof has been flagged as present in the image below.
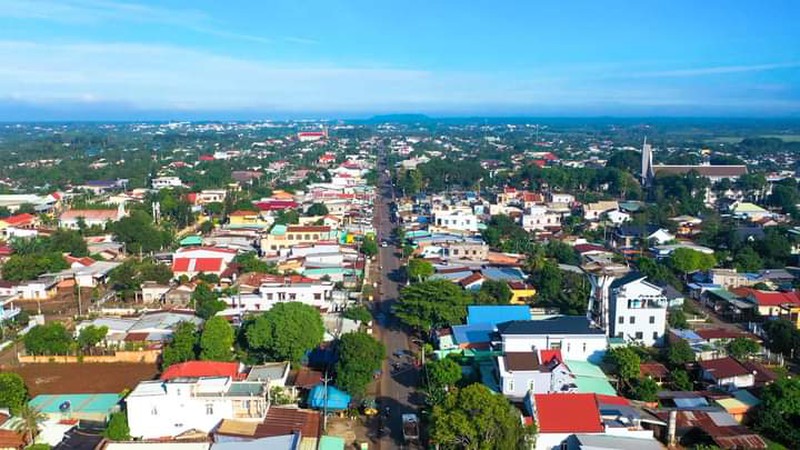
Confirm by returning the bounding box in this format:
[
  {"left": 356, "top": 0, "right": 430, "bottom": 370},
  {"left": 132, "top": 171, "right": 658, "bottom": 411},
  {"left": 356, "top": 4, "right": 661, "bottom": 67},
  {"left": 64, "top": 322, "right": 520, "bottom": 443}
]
[
  {"left": 458, "top": 272, "right": 484, "bottom": 287},
  {"left": 161, "top": 361, "right": 243, "bottom": 381},
  {"left": 749, "top": 290, "right": 800, "bottom": 307},
  {"left": 574, "top": 244, "right": 608, "bottom": 254},
  {"left": 186, "top": 193, "right": 198, "bottom": 204},
  {"left": 172, "top": 257, "right": 224, "bottom": 273},
  {"left": 539, "top": 349, "right": 563, "bottom": 365},
  {"left": 534, "top": 394, "right": 603, "bottom": 433},
  {"left": 3, "top": 213, "right": 36, "bottom": 226},
  {"left": 254, "top": 200, "right": 298, "bottom": 211},
  {"left": 199, "top": 155, "right": 215, "bottom": 161},
  {"left": 286, "top": 225, "right": 330, "bottom": 233},
  {"left": 699, "top": 357, "right": 751, "bottom": 380},
  {"left": 640, "top": 362, "right": 670, "bottom": 379},
  {"left": 532, "top": 159, "right": 547, "bottom": 168},
  {"left": 694, "top": 328, "right": 754, "bottom": 341},
  {"left": 298, "top": 131, "right": 325, "bottom": 137}
]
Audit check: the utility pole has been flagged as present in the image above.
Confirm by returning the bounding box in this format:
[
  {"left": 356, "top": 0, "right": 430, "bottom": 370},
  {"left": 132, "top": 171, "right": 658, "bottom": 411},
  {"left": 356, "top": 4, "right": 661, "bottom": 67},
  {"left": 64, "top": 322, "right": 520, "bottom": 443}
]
[{"left": 322, "top": 371, "right": 332, "bottom": 432}]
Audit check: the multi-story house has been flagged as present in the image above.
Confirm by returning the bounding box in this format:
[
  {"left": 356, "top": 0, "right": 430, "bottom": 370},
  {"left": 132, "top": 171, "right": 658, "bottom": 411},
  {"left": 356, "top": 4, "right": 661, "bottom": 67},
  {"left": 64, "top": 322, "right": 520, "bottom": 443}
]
[
  {"left": 496, "top": 316, "right": 608, "bottom": 362},
  {"left": 126, "top": 376, "right": 269, "bottom": 439},
  {"left": 224, "top": 277, "right": 336, "bottom": 313},
  {"left": 431, "top": 210, "right": 479, "bottom": 234},
  {"left": 608, "top": 273, "right": 668, "bottom": 346},
  {"left": 260, "top": 225, "right": 335, "bottom": 253},
  {"left": 521, "top": 205, "right": 562, "bottom": 232}
]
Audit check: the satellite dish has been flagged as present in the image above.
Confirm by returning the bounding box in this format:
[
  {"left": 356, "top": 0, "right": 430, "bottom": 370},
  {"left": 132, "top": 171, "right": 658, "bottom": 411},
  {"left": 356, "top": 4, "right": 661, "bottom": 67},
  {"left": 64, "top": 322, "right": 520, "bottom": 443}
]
[{"left": 59, "top": 401, "right": 71, "bottom": 412}]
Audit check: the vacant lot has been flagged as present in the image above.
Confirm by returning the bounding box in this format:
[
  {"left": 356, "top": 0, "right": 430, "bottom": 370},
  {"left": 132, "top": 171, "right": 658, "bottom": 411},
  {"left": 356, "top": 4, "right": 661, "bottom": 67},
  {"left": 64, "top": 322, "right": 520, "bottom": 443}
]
[{"left": 9, "top": 363, "right": 159, "bottom": 396}]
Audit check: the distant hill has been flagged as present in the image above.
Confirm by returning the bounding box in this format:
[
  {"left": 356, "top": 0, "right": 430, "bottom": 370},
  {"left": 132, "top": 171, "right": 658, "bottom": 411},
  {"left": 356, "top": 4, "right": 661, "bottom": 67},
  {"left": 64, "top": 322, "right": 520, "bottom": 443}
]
[{"left": 365, "top": 114, "right": 432, "bottom": 123}]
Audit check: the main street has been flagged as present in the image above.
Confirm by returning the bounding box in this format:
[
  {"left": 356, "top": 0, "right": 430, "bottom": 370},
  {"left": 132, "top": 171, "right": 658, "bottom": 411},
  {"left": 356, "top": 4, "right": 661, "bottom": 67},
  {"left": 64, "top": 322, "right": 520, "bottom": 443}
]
[{"left": 372, "top": 154, "right": 420, "bottom": 449}]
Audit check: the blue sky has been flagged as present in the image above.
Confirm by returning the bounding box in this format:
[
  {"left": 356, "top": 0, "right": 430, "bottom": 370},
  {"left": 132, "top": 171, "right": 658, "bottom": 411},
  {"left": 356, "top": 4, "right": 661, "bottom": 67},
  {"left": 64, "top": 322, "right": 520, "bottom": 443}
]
[{"left": 0, "top": 0, "right": 798, "bottom": 118}]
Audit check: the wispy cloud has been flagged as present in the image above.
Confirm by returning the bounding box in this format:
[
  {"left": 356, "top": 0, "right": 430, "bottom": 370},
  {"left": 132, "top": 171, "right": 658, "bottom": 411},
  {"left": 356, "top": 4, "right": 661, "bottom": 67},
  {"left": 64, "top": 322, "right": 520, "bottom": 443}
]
[
  {"left": 0, "top": 0, "right": 275, "bottom": 45},
  {"left": 635, "top": 62, "right": 800, "bottom": 78},
  {"left": 283, "top": 36, "right": 318, "bottom": 45}
]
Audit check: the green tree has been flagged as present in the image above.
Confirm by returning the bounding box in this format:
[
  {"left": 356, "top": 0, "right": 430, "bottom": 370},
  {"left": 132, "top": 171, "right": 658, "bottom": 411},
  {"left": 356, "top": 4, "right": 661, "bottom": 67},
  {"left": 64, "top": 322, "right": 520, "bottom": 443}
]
[
  {"left": 111, "top": 210, "right": 171, "bottom": 254},
  {"left": 734, "top": 246, "right": 763, "bottom": 272},
  {"left": 76, "top": 325, "right": 108, "bottom": 353},
  {"left": 476, "top": 280, "right": 512, "bottom": 305},
  {"left": 104, "top": 411, "right": 130, "bottom": 441},
  {"left": 49, "top": 229, "right": 89, "bottom": 256},
  {"left": 754, "top": 377, "right": 800, "bottom": 448},
  {"left": 192, "top": 284, "right": 226, "bottom": 320},
  {"left": 669, "top": 248, "right": 716, "bottom": 278},
  {"left": 726, "top": 337, "right": 760, "bottom": 360},
  {"left": 200, "top": 316, "right": 234, "bottom": 361},
  {"left": 360, "top": 235, "right": 378, "bottom": 257},
  {"left": 24, "top": 323, "right": 74, "bottom": 355},
  {"left": 334, "top": 331, "right": 385, "bottom": 396},
  {"left": 763, "top": 319, "right": 800, "bottom": 356},
  {"left": 671, "top": 369, "right": 693, "bottom": 391},
  {"left": 0, "top": 373, "right": 27, "bottom": 412},
  {"left": 430, "top": 383, "right": 533, "bottom": 450},
  {"left": 273, "top": 209, "right": 300, "bottom": 225},
  {"left": 17, "top": 404, "right": 45, "bottom": 444},
  {"left": 406, "top": 258, "right": 434, "bottom": 282},
  {"left": 233, "top": 252, "right": 278, "bottom": 274},
  {"left": 245, "top": 302, "right": 324, "bottom": 363},
  {"left": 2, "top": 253, "right": 68, "bottom": 282},
  {"left": 605, "top": 346, "right": 641, "bottom": 384},
  {"left": 668, "top": 310, "right": 689, "bottom": 329},
  {"left": 161, "top": 321, "right": 199, "bottom": 370},
  {"left": 666, "top": 339, "right": 696, "bottom": 367},
  {"left": 342, "top": 305, "right": 372, "bottom": 324},
  {"left": 632, "top": 376, "right": 660, "bottom": 402},
  {"left": 394, "top": 280, "right": 473, "bottom": 332},
  {"left": 306, "top": 203, "right": 329, "bottom": 217},
  {"left": 423, "top": 357, "right": 463, "bottom": 406}
]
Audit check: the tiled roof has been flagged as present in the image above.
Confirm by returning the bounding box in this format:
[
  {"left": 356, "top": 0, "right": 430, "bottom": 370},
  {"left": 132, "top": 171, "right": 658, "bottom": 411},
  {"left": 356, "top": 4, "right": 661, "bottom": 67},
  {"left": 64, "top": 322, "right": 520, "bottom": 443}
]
[
  {"left": 172, "top": 257, "right": 224, "bottom": 273},
  {"left": 748, "top": 290, "right": 800, "bottom": 307},
  {"left": 504, "top": 352, "right": 539, "bottom": 371},
  {"left": 286, "top": 225, "right": 330, "bottom": 233},
  {"left": 253, "top": 407, "right": 321, "bottom": 439},
  {"left": 640, "top": 362, "right": 670, "bottom": 379},
  {"left": 3, "top": 213, "right": 36, "bottom": 226},
  {"left": 60, "top": 209, "right": 119, "bottom": 221}
]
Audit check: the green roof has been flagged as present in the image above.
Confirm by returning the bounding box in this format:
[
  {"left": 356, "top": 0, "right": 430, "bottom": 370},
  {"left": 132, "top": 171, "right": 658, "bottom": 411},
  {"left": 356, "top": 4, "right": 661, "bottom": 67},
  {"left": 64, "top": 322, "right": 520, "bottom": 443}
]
[
  {"left": 565, "top": 360, "right": 617, "bottom": 396},
  {"left": 179, "top": 235, "right": 203, "bottom": 246},
  {"left": 319, "top": 436, "right": 345, "bottom": 450},
  {"left": 708, "top": 289, "right": 738, "bottom": 302},
  {"left": 270, "top": 224, "right": 288, "bottom": 236}
]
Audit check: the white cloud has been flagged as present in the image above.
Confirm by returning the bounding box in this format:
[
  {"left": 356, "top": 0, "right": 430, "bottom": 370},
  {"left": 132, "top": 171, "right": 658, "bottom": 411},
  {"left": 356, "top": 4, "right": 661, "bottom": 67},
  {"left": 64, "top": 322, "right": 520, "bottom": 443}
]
[{"left": 634, "top": 62, "right": 800, "bottom": 78}]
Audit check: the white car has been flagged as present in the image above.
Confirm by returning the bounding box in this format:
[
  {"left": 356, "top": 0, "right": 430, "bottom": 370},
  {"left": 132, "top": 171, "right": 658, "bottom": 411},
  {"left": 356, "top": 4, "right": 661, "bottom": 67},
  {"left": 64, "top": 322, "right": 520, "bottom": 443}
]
[{"left": 380, "top": 240, "right": 389, "bottom": 248}]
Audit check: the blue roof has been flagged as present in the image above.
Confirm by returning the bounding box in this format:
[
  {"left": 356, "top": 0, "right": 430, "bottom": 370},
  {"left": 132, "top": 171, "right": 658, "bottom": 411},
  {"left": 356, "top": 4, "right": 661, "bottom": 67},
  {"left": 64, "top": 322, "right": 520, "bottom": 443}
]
[
  {"left": 452, "top": 323, "right": 495, "bottom": 345},
  {"left": 671, "top": 329, "right": 703, "bottom": 342},
  {"left": 467, "top": 305, "right": 530, "bottom": 327},
  {"left": 308, "top": 384, "right": 351, "bottom": 410},
  {"left": 482, "top": 267, "right": 526, "bottom": 282}
]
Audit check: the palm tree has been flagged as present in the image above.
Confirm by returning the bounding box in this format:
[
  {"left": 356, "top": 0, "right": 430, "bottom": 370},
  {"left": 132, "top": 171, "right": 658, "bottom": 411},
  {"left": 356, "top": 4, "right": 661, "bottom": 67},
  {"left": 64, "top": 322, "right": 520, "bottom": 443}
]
[{"left": 17, "top": 404, "right": 45, "bottom": 444}]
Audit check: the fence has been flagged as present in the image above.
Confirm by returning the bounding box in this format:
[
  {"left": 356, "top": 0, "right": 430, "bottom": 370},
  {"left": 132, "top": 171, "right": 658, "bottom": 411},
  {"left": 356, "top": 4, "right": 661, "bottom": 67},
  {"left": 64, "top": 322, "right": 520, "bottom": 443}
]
[{"left": 18, "top": 349, "right": 160, "bottom": 364}]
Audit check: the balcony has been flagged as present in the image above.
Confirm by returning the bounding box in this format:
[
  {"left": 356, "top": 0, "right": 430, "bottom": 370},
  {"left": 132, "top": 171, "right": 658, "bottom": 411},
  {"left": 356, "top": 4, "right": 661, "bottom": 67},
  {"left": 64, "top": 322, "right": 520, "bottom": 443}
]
[{"left": 626, "top": 299, "right": 666, "bottom": 309}]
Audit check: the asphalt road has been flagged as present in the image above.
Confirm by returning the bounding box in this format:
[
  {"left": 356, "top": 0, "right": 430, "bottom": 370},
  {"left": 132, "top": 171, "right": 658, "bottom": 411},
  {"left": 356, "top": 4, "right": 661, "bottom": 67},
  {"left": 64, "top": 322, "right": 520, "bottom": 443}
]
[{"left": 373, "top": 159, "right": 421, "bottom": 449}]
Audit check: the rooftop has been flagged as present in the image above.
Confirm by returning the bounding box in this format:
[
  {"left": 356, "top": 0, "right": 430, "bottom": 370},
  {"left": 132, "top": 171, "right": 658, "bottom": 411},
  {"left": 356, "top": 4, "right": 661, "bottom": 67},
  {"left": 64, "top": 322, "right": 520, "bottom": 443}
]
[{"left": 497, "top": 316, "right": 605, "bottom": 336}]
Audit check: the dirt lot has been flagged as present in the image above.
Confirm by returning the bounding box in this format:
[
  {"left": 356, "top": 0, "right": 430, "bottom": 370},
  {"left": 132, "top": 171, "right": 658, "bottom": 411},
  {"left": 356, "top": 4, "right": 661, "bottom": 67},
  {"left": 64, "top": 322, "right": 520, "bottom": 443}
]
[{"left": 8, "top": 363, "right": 159, "bottom": 396}]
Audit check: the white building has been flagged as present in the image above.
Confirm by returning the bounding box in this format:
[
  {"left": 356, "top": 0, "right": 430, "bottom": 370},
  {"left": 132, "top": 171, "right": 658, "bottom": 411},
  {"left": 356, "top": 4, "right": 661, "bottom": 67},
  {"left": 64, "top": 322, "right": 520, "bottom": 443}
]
[
  {"left": 497, "top": 317, "right": 608, "bottom": 362},
  {"left": 126, "top": 377, "right": 269, "bottom": 439},
  {"left": 152, "top": 177, "right": 184, "bottom": 189},
  {"left": 521, "top": 206, "right": 562, "bottom": 232},
  {"left": 608, "top": 274, "right": 668, "bottom": 346},
  {"left": 547, "top": 193, "right": 575, "bottom": 204},
  {"left": 432, "top": 210, "right": 479, "bottom": 233},
  {"left": 224, "top": 279, "right": 335, "bottom": 314}
]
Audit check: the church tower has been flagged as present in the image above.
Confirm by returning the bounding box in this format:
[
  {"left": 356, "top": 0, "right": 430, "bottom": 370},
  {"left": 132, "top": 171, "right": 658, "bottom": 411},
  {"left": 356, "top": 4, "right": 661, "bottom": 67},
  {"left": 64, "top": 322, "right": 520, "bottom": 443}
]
[{"left": 641, "top": 137, "right": 654, "bottom": 186}]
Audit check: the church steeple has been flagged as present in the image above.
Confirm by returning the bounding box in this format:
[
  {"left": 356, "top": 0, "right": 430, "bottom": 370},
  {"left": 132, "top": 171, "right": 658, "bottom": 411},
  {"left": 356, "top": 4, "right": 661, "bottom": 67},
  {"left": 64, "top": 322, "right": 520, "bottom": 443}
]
[{"left": 641, "top": 137, "right": 654, "bottom": 186}]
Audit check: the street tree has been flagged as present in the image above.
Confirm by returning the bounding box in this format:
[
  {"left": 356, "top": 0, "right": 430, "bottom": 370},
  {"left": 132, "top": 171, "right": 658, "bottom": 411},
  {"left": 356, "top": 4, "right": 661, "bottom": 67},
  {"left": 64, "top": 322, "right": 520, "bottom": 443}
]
[
  {"left": 0, "top": 373, "right": 27, "bottom": 411},
  {"left": 342, "top": 305, "right": 372, "bottom": 324},
  {"left": 430, "top": 383, "right": 534, "bottom": 450},
  {"left": 406, "top": 258, "right": 434, "bottom": 282},
  {"left": 423, "top": 357, "right": 462, "bottom": 406},
  {"left": 334, "top": 332, "right": 385, "bottom": 396},
  {"left": 200, "top": 316, "right": 235, "bottom": 361},
  {"left": 245, "top": 302, "right": 324, "bottom": 363},
  {"left": 605, "top": 346, "right": 641, "bottom": 385},
  {"left": 394, "top": 280, "right": 473, "bottom": 332},
  {"left": 360, "top": 236, "right": 378, "bottom": 257}
]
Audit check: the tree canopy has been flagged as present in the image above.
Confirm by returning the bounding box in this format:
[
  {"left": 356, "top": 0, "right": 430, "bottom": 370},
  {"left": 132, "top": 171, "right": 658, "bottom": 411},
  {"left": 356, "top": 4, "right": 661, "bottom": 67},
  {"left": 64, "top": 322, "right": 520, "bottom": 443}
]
[
  {"left": 306, "top": 203, "right": 329, "bottom": 217},
  {"left": 334, "top": 331, "right": 385, "bottom": 396},
  {"left": 475, "top": 280, "right": 512, "bottom": 305},
  {"left": 423, "top": 357, "right": 463, "bottom": 406},
  {"left": 77, "top": 325, "right": 108, "bottom": 353},
  {"left": 754, "top": 377, "right": 800, "bottom": 448},
  {"left": 430, "top": 383, "right": 533, "bottom": 450},
  {"left": 108, "top": 258, "right": 173, "bottom": 299},
  {"left": 161, "top": 321, "right": 199, "bottom": 370},
  {"left": 394, "top": 280, "right": 473, "bottom": 332},
  {"left": 669, "top": 248, "right": 717, "bottom": 276},
  {"left": 192, "top": 284, "right": 227, "bottom": 320},
  {"left": 24, "top": 323, "right": 74, "bottom": 356},
  {"left": 244, "top": 302, "right": 324, "bottom": 363},
  {"left": 200, "top": 316, "right": 235, "bottom": 361},
  {"left": 0, "top": 373, "right": 27, "bottom": 412},
  {"left": 406, "top": 258, "right": 434, "bottom": 282}
]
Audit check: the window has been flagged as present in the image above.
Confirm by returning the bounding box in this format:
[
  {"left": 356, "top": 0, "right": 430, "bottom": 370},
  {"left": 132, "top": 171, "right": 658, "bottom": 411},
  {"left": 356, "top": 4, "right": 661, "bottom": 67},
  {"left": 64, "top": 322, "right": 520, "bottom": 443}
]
[
  {"left": 618, "top": 316, "right": 624, "bottom": 324},
  {"left": 617, "top": 332, "right": 623, "bottom": 338},
  {"left": 653, "top": 331, "right": 659, "bottom": 341},
  {"left": 151, "top": 406, "right": 158, "bottom": 415},
  {"left": 266, "top": 293, "right": 273, "bottom": 300},
  {"left": 566, "top": 343, "right": 571, "bottom": 353},
  {"left": 528, "top": 379, "right": 535, "bottom": 393},
  {"left": 635, "top": 332, "right": 643, "bottom": 340},
  {"left": 583, "top": 343, "right": 587, "bottom": 353},
  {"left": 314, "top": 293, "right": 321, "bottom": 300},
  {"left": 649, "top": 316, "right": 655, "bottom": 324},
  {"left": 549, "top": 341, "right": 561, "bottom": 350},
  {"left": 508, "top": 379, "right": 514, "bottom": 392},
  {"left": 629, "top": 316, "right": 636, "bottom": 324},
  {"left": 206, "top": 403, "right": 214, "bottom": 415}
]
